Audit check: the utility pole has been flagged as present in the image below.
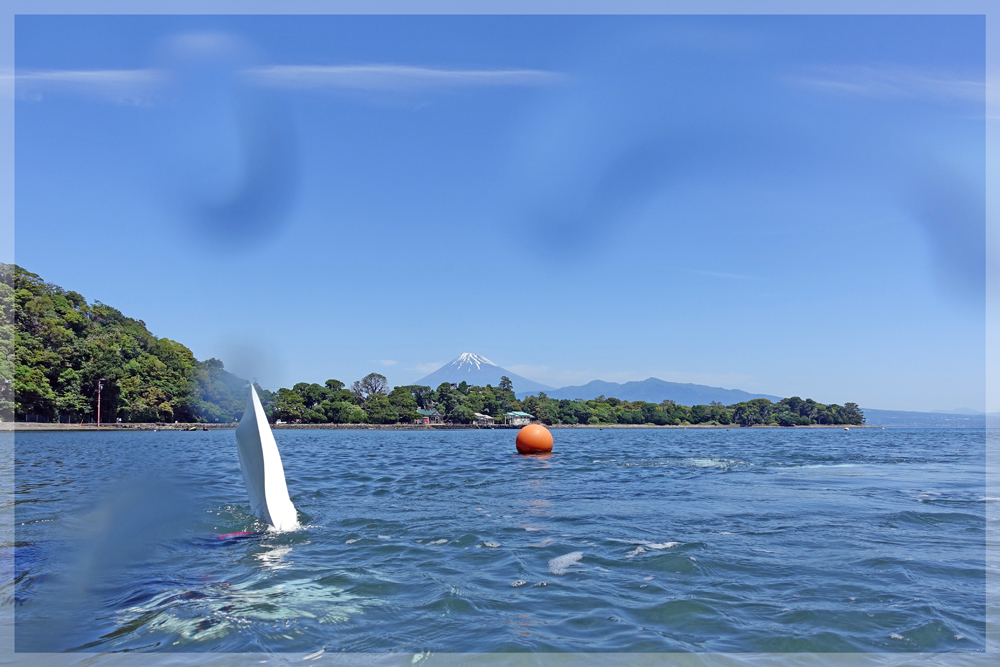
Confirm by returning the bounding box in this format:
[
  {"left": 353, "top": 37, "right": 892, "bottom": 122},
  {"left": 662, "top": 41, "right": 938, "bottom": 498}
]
[{"left": 97, "top": 378, "right": 106, "bottom": 427}]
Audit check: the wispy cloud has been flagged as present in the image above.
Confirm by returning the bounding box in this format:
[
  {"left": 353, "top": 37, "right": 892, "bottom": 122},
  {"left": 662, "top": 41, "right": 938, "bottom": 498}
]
[
  {"left": 789, "top": 65, "right": 987, "bottom": 103},
  {"left": 9, "top": 63, "right": 564, "bottom": 103},
  {"left": 245, "top": 64, "right": 564, "bottom": 92},
  {"left": 11, "top": 68, "right": 164, "bottom": 104},
  {"left": 376, "top": 359, "right": 398, "bottom": 366}
]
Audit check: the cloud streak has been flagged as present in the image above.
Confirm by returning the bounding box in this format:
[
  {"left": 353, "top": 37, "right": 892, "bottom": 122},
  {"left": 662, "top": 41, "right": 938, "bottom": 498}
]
[
  {"left": 790, "top": 65, "right": 987, "bottom": 103},
  {"left": 245, "top": 64, "right": 563, "bottom": 91},
  {"left": 10, "top": 63, "right": 563, "bottom": 103},
  {"left": 11, "top": 68, "right": 165, "bottom": 104}
]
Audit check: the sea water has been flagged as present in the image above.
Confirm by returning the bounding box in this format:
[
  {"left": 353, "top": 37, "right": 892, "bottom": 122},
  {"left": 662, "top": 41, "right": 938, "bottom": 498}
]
[{"left": 9, "top": 428, "right": 991, "bottom": 654}]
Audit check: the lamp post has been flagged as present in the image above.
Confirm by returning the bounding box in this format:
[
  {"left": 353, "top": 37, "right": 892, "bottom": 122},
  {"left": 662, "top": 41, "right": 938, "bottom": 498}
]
[{"left": 97, "top": 378, "right": 107, "bottom": 426}]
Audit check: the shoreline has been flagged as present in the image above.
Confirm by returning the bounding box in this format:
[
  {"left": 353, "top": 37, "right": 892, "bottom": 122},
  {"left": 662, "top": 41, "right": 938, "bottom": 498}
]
[{"left": 3, "top": 422, "right": 879, "bottom": 432}]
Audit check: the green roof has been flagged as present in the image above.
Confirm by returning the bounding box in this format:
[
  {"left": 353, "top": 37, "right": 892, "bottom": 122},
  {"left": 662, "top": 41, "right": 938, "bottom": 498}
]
[
  {"left": 416, "top": 409, "right": 440, "bottom": 416},
  {"left": 505, "top": 411, "right": 535, "bottom": 418}
]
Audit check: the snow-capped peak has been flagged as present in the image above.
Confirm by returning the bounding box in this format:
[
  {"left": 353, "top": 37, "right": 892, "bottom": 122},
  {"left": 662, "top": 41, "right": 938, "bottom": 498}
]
[{"left": 453, "top": 353, "right": 496, "bottom": 370}]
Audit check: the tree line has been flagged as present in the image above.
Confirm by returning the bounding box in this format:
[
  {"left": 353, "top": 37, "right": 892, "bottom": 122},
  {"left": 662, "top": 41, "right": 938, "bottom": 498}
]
[
  {"left": 3, "top": 264, "right": 864, "bottom": 427},
  {"left": 258, "top": 374, "right": 519, "bottom": 424},
  {"left": 258, "top": 376, "right": 864, "bottom": 427}
]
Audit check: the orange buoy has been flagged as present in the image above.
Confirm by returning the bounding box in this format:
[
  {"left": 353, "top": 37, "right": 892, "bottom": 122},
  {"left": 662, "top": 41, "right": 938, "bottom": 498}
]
[{"left": 516, "top": 424, "right": 553, "bottom": 454}]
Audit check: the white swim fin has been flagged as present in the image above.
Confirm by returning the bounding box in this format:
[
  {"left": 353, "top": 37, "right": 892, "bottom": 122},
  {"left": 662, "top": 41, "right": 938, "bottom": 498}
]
[{"left": 235, "top": 385, "right": 298, "bottom": 531}]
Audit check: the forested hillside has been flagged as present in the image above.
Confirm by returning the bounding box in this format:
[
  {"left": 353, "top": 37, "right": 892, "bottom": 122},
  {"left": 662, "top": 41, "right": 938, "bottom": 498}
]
[
  {"left": 3, "top": 264, "right": 245, "bottom": 423},
  {"left": 1, "top": 264, "right": 863, "bottom": 427}
]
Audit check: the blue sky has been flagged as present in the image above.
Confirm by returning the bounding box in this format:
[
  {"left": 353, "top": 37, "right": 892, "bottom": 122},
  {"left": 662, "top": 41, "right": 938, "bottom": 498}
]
[{"left": 10, "top": 14, "right": 991, "bottom": 412}]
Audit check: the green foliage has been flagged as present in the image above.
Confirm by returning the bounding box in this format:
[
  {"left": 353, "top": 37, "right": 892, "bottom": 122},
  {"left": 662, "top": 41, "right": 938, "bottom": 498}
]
[
  {"left": 272, "top": 388, "right": 307, "bottom": 423},
  {"left": 8, "top": 264, "right": 246, "bottom": 423},
  {"left": 0, "top": 269, "right": 14, "bottom": 421},
  {"left": 388, "top": 386, "right": 419, "bottom": 423},
  {"left": 323, "top": 401, "right": 366, "bottom": 424},
  {"left": 364, "top": 394, "right": 398, "bottom": 424},
  {"left": 351, "top": 373, "right": 388, "bottom": 403},
  {"left": 8, "top": 264, "right": 867, "bottom": 428}
]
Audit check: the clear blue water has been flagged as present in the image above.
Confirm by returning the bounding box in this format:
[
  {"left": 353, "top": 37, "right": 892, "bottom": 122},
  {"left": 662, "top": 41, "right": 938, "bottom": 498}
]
[{"left": 11, "top": 428, "right": 987, "bottom": 653}]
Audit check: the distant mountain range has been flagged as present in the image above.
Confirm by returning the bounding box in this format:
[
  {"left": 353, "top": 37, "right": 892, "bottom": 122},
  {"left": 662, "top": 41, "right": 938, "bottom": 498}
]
[
  {"left": 416, "top": 354, "right": 994, "bottom": 427},
  {"left": 520, "top": 378, "right": 781, "bottom": 406},
  {"left": 417, "top": 355, "right": 777, "bottom": 406},
  {"left": 415, "top": 353, "right": 553, "bottom": 394}
]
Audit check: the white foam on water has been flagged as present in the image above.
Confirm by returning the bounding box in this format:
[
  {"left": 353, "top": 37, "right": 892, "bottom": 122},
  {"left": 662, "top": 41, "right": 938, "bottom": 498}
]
[
  {"left": 645, "top": 542, "right": 680, "bottom": 550},
  {"left": 377, "top": 535, "right": 392, "bottom": 539},
  {"left": 890, "top": 633, "right": 904, "bottom": 640},
  {"left": 430, "top": 539, "right": 447, "bottom": 545},
  {"left": 683, "top": 458, "right": 747, "bottom": 468},
  {"left": 528, "top": 538, "right": 556, "bottom": 547},
  {"left": 626, "top": 546, "right": 645, "bottom": 559},
  {"left": 482, "top": 541, "right": 500, "bottom": 548},
  {"left": 548, "top": 551, "right": 583, "bottom": 575},
  {"left": 345, "top": 539, "right": 359, "bottom": 544}
]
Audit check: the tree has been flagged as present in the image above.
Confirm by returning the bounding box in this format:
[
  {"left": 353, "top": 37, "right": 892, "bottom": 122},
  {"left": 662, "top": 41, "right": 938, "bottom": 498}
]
[
  {"left": 841, "top": 402, "right": 865, "bottom": 425},
  {"left": 271, "top": 388, "right": 306, "bottom": 422},
  {"left": 448, "top": 403, "right": 475, "bottom": 424},
  {"left": 324, "top": 400, "right": 365, "bottom": 424},
  {"left": 496, "top": 376, "right": 516, "bottom": 413},
  {"left": 295, "top": 382, "right": 327, "bottom": 409},
  {"left": 398, "top": 385, "right": 434, "bottom": 409},
  {"left": 351, "top": 372, "right": 388, "bottom": 403},
  {"left": 388, "top": 386, "right": 420, "bottom": 423},
  {"left": 365, "top": 395, "right": 398, "bottom": 424}
]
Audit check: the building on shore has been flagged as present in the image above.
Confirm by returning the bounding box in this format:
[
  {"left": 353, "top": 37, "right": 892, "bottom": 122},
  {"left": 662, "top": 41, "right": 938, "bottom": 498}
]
[
  {"left": 505, "top": 411, "right": 535, "bottom": 426},
  {"left": 474, "top": 412, "right": 495, "bottom": 426},
  {"left": 416, "top": 409, "right": 444, "bottom": 425}
]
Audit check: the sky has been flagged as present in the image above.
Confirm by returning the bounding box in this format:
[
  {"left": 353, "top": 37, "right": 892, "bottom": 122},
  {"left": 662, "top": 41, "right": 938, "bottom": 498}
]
[{"left": 8, "top": 13, "right": 993, "bottom": 412}]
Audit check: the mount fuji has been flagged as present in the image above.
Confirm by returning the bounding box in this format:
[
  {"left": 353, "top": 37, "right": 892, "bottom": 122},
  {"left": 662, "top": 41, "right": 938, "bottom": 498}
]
[{"left": 415, "top": 353, "right": 553, "bottom": 394}]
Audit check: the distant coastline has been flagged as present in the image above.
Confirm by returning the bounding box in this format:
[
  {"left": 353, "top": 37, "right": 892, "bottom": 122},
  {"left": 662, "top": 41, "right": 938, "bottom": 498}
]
[{"left": 5, "top": 422, "right": 882, "bottom": 432}]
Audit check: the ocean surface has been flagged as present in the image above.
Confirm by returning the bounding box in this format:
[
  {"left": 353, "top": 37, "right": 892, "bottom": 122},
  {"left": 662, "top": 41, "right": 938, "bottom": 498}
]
[{"left": 9, "top": 427, "right": 992, "bottom": 655}]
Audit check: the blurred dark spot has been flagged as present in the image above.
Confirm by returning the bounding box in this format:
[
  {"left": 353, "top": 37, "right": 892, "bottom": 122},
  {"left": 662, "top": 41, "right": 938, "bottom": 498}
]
[
  {"left": 912, "top": 166, "right": 985, "bottom": 303},
  {"left": 198, "top": 98, "right": 299, "bottom": 245}
]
